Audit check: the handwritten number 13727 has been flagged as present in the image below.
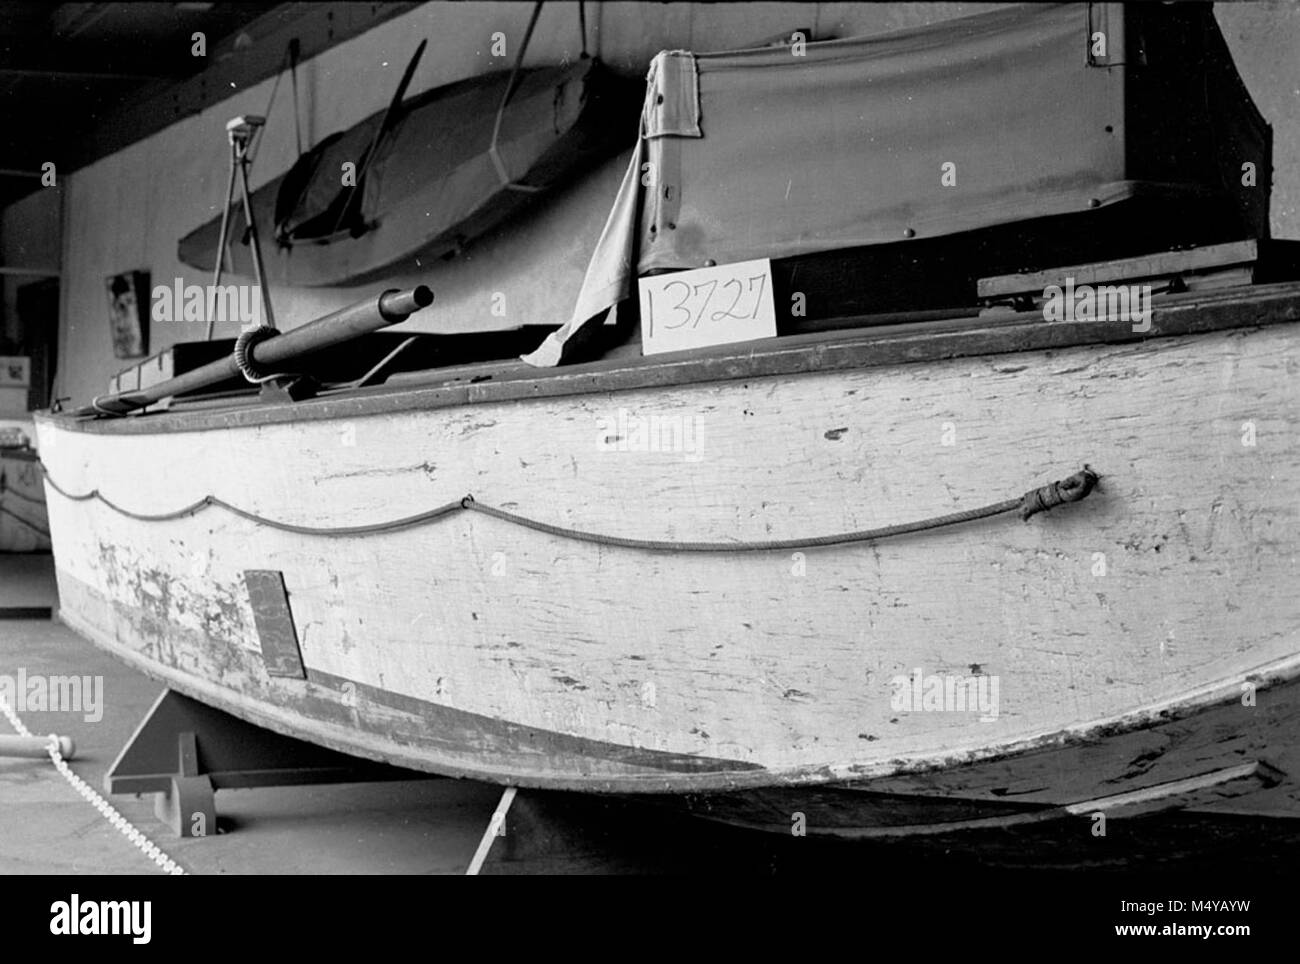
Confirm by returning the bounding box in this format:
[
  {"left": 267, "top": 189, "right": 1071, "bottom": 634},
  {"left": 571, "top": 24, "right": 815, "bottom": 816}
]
[{"left": 658, "top": 274, "right": 767, "bottom": 330}]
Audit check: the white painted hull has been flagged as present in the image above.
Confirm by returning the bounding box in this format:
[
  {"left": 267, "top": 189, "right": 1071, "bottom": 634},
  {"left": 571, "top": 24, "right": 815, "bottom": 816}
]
[{"left": 33, "top": 316, "right": 1300, "bottom": 823}]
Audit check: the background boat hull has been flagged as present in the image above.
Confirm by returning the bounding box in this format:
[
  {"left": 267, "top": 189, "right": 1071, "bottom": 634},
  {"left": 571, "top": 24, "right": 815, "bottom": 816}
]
[
  {"left": 0, "top": 445, "right": 50, "bottom": 552},
  {"left": 177, "top": 60, "right": 639, "bottom": 287}
]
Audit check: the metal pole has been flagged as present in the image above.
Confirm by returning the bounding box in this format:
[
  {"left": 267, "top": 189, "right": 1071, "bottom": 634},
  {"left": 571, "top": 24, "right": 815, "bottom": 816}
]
[
  {"left": 465, "top": 786, "right": 516, "bottom": 875},
  {"left": 206, "top": 144, "right": 240, "bottom": 341},
  {"left": 234, "top": 138, "right": 277, "bottom": 330},
  {"left": 0, "top": 734, "right": 76, "bottom": 759}
]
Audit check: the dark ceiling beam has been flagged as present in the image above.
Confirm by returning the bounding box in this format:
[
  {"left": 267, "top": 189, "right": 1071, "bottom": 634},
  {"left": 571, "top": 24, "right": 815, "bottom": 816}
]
[
  {"left": 0, "top": 43, "right": 198, "bottom": 80},
  {"left": 0, "top": 67, "right": 171, "bottom": 82},
  {"left": 50, "top": 2, "right": 117, "bottom": 39},
  {"left": 61, "top": 2, "right": 421, "bottom": 175},
  {"left": 0, "top": 266, "right": 60, "bottom": 277}
]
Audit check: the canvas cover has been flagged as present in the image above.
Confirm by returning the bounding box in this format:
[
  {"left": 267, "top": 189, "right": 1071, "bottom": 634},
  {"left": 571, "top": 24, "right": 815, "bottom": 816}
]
[{"left": 525, "top": 2, "right": 1269, "bottom": 366}]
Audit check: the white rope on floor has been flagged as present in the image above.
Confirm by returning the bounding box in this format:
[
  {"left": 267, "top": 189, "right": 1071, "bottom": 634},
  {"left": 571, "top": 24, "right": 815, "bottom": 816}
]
[{"left": 0, "top": 694, "right": 187, "bottom": 875}]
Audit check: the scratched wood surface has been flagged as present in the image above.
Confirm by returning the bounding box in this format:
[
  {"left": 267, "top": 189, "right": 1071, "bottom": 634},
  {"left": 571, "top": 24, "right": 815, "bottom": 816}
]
[{"left": 34, "top": 321, "right": 1300, "bottom": 795}]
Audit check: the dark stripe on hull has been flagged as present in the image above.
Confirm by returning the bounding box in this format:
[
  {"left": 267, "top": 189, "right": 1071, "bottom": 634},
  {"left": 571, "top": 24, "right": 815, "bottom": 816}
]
[{"left": 304, "top": 666, "right": 765, "bottom": 776}]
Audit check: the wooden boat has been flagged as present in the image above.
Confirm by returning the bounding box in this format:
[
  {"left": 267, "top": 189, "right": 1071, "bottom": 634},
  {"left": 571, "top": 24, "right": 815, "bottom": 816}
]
[
  {"left": 31, "top": 276, "right": 1300, "bottom": 831},
  {"left": 177, "top": 57, "right": 640, "bottom": 287},
  {"left": 32, "top": 3, "right": 1300, "bottom": 837}
]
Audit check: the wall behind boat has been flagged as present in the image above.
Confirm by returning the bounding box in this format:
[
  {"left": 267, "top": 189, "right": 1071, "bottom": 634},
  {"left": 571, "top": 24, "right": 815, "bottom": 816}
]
[
  {"left": 0, "top": 1, "right": 1297, "bottom": 408},
  {"left": 0, "top": 188, "right": 60, "bottom": 417}
]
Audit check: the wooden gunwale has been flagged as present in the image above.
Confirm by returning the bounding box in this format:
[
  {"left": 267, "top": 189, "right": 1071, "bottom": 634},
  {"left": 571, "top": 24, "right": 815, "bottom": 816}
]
[{"left": 40, "top": 281, "right": 1300, "bottom": 437}]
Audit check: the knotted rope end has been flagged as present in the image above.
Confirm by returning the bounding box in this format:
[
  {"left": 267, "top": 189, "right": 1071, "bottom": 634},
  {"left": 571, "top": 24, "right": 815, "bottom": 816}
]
[{"left": 1020, "top": 465, "right": 1100, "bottom": 521}]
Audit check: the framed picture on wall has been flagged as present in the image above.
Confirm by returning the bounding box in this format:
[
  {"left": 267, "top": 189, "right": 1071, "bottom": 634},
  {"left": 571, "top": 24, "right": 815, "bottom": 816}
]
[
  {"left": 107, "top": 270, "right": 150, "bottom": 359},
  {"left": 0, "top": 356, "right": 30, "bottom": 387}
]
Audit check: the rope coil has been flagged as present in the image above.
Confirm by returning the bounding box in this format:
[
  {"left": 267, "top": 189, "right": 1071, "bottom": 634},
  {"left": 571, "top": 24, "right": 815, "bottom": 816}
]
[
  {"left": 233, "top": 325, "right": 278, "bottom": 383},
  {"left": 90, "top": 395, "right": 127, "bottom": 416},
  {"left": 40, "top": 465, "right": 1100, "bottom": 552},
  {"left": 1020, "top": 467, "right": 1100, "bottom": 520}
]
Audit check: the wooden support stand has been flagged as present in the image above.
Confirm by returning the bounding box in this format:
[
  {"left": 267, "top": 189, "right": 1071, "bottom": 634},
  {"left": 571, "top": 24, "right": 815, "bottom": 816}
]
[{"left": 106, "top": 689, "right": 438, "bottom": 837}]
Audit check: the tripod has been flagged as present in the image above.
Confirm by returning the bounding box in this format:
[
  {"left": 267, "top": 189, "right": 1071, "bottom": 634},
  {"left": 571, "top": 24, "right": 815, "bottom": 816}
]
[{"left": 206, "top": 115, "right": 276, "bottom": 339}]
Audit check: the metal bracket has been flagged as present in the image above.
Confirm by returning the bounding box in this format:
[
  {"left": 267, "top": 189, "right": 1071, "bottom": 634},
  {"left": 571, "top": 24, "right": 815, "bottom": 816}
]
[
  {"left": 106, "top": 689, "right": 438, "bottom": 837},
  {"left": 257, "top": 373, "right": 320, "bottom": 403},
  {"left": 244, "top": 569, "right": 306, "bottom": 678}
]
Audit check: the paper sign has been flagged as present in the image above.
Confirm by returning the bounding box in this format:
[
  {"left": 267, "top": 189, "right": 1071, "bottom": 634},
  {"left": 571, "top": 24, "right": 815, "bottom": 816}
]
[{"left": 639, "top": 258, "right": 777, "bottom": 356}]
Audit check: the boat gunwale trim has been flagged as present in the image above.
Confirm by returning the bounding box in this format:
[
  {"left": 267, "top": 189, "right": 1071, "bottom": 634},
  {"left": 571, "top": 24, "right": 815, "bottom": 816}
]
[{"left": 37, "top": 281, "right": 1300, "bottom": 437}]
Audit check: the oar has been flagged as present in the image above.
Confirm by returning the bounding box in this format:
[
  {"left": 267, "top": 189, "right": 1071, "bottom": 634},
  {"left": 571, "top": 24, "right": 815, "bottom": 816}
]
[{"left": 328, "top": 38, "right": 428, "bottom": 238}]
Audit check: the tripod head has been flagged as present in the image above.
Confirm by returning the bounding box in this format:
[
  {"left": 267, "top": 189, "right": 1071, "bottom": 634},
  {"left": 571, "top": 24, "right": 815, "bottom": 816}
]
[{"left": 225, "top": 115, "right": 266, "bottom": 150}]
